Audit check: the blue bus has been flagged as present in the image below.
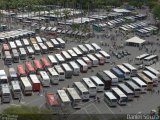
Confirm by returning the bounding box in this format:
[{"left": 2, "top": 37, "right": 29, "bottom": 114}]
[{"left": 110, "top": 67, "right": 125, "bottom": 82}]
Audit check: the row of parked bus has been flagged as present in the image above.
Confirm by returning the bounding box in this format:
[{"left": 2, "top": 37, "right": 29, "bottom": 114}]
[{"left": 135, "top": 53, "right": 159, "bottom": 66}]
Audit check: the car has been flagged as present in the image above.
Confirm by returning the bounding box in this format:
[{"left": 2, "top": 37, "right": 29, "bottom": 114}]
[{"left": 117, "top": 54, "right": 122, "bottom": 59}]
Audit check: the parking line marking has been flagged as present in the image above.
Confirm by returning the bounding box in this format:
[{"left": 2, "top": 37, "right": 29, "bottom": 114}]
[
  {"left": 92, "top": 103, "right": 101, "bottom": 114},
  {"left": 102, "top": 101, "right": 115, "bottom": 114}
]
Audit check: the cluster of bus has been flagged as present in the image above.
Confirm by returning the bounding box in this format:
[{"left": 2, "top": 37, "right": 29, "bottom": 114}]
[{"left": 135, "top": 53, "right": 158, "bottom": 66}]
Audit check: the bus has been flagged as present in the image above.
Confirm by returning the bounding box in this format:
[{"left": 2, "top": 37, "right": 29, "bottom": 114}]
[
  {"left": 29, "top": 74, "right": 41, "bottom": 91},
  {"left": 20, "top": 77, "right": 32, "bottom": 95},
  {"left": 1, "top": 84, "right": 11, "bottom": 103},
  {"left": 26, "top": 46, "right": 34, "bottom": 58},
  {"left": 145, "top": 66, "right": 160, "bottom": 80},
  {"left": 47, "top": 67, "right": 59, "bottom": 84},
  {"left": 39, "top": 71, "right": 50, "bottom": 87},
  {"left": 40, "top": 56, "right": 51, "bottom": 70},
  {"left": 36, "top": 36, "right": 43, "bottom": 43},
  {"left": 76, "top": 59, "right": 88, "bottom": 72},
  {"left": 142, "top": 70, "right": 158, "bottom": 86},
  {"left": 0, "top": 70, "right": 8, "bottom": 84},
  {"left": 19, "top": 48, "right": 27, "bottom": 60},
  {"left": 2, "top": 43, "right": 10, "bottom": 52},
  {"left": 137, "top": 73, "right": 153, "bottom": 90},
  {"left": 25, "top": 61, "right": 35, "bottom": 74},
  {"left": 72, "top": 47, "right": 83, "bottom": 57},
  {"left": 47, "top": 55, "right": 58, "bottom": 66},
  {"left": 33, "top": 59, "right": 43, "bottom": 72},
  {"left": 45, "top": 41, "right": 54, "bottom": 52},
  {"left": 125, "top": 81, "right": 141, "bottom": 97},
  {"left": 103, "top": 70, "right": 118, "bottom": 85},
  {"left": 131, "top": 77, "right": 147, "bottom": 93},
  {"left": 91, "top": 43, "right": 101, "bottom": 52},
  {"left": 67, "top": 50, "right": 78, "bottom": 59},
  {"left": 90, "top": 76, "right": 104, "bottom": 92},
  {"left": 144, "top": 55, "right": 158, "bottom": 66},
  {"left": 22, "top": 38, "right": 30, "bottom": 46},
  {"left": 116, "top": 65, "right": 130, "bottom": 79},
  {"left": 84, "top": 44, "right": 95, "bottom": 53},
  {"left": 81, "top": 78, "right": 97, "bottom": 97},
  {"left": 117, "top": 83, "right": 134, "bottom": 101},
  {"left": 9, "top": 41, "right": 16, "bottom": 49},
  {"left": 57, "top": 90, "right": 71, "bottom": 108},
  {"left": 12, "top": 49, "right": 19, "bottom": 63},
  {"left": 73, "top": 82, "right": 89, "bottom": 101},
  {"left": 135, "top": 53, "right": 150, "bottom": 65},
  {"left": 54, "top": 65, "right": 65, "bottom": 81},
  {"left": 50, "top": 39, "right": 60, "bottom": 48},
  {"left": 94, "top": 53, "right": 105, "bottom": 65},
  {"left": 110, "top": 67, "right": 125, "bottom": 82},
  {"left": 55, "top": 54, "right": 65, "bottom": 63},
  {"left": 61, "top": 51, "right": 72, "bottom": 61},
  {"left": 56, "top": 38, "right": 65, "bottom": 48},
  {"left": 4, "top": 51, "right": 12, "bottom": 65},
  {"left": 104, "top": 92, "right": 117, "bottom": 107},
  {"left": 111, "top": 87, "right": 128, "bottom": 105},
  {"left": 122, "top": 63, "right": 137, "bottom": 77},
  {"left": 9, "top": 68, "right": 18, "bottom": 81},
  {"left": 87, "top": 54, "right": 99, "bottom": 67},
  {"left": 69, "top": 61, "right": 80, "bottom": 76},
  {"left": 66, "top": 88, "right": 81, "bottom": 109},
  {"left": 61, "top": 63, "right": 73, "bottom": 78},
  {"left": 99, "top": 50, "right": 110, "bottom": 63},
  {"left": 77, "top": 45, "right": 88, "bottom": 55},
  {"left": 17, "top": 64, "right": 26, "bottom": 77},
  {"left": 30, "top": 37, "right": 37, "bottom": 44},
  {"left": 39, "top": 43, "right": 48, "bottom": 54},
  {"left": 82, "top": 57, "right": 92, "bottom": 68},
  {"left": 11, "top": 81, "right": 21, "bottom": 99},
  {"left": 15, "top": 40, "right": 23, "bottom": 48},
  {"left": 32, "top": 44, "right": 41, "bottom": 55}
]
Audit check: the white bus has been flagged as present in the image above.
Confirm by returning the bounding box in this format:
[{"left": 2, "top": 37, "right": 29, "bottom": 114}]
[
  {"left": 66, "top": 88, "right": 81, "bottom": 109},
  {"left": 39, "top": 71, "right": 50, "bottom": 87},
  {"left": 11, "top": 80, "right": 21, "bottom": 99},
  {"left": 73, "top": 82, "right": 89, "bottom": 101},
  {"left": 20, "top": 77, "right": 32, "bottom": 95},
  {"left": 104, "top": 92, "right": 117, "bottom": 107},
  {"left": 99, "top": 50, "right": 110, "bottom": 63},
  {"left": 56, "top": 38, "right": 65, "bottom": 48},
  {"left": 9, "top": 67, "right": 18, "bottom": 81},
  {"left": 19, "top": 47, "right": 27, "bottom": 60},
  {"left": 87, "top": 54, "right": 99, "bottom": 66},
  {"left": 144, "top": 55, "right": 158, "bottom": 66},
  {"left": 76, "top": 59, "right": 88, "bottom": 72},
  {"left": 131, "top": 77, "right": 147, "bottom": 93},
  {"left": 54, "top": 65, "right": 65, "bottom": 81},
  {"left": 4, "top": 51, "right": 12, "bottom": 65},
  {"left": 9, "top": 41, "right": 16, "bottom": 49},
  {"left": 36, "top": 36, "right": 43, "bottom": 43},
  {"left": 94, "top": 53, "right": 105, "bottom": 65},
  {"left": 57, "top": 90, "right": 71, "bottom": 107},
  {"left": 38, "top": 43, "right": 48, "bottom": 54},
  {"left": 72, "top": 47, "right": 83, "bottom": 56},
  {"left": 145, "top": 66, "right": 160, "bottom": 80},
  {"left": 91, "top": 43, "right": 101, "bottom": 52},
  {"left": 90, "top": 76, "right": 104, "bottom": 92},
  {"left": 15, "top": 40, "right": 23, "bottom": 48},
  {"left": 26, "top": 46, "right": 34, "bottom": 58},
  {"left": 103, "top": 70, "right": 118, "bottom": 85},
  {"left": 12, "top": 49, "right": 19, "bottom": 63},
  {"left": 81, "top": 78, "right": 97, "bottom": 97},
  {"left": 47, "top": 55, "right": 58, "bottom": 66},
  {"left": 61, "top": 63, "right": 73, "bottom": 78},
  {"left": 22, "top": 38, "right": 30, "bottom": 46},
  {"left": 116, "top": 65, "right": 130, "bottom": 79},
  {"left": 69, "top": 61, "right": 80, "bottom": 76},
  {"left": 77, "top": 45, "right": 88, "bottom": 54},
  {"left": 135, "top": 53, "right": 150, "bottom": 65},
  {"left": 32, "top": 44, "right": 41, "bottom": 55},
  {"left": 55, "top": 54, "right": 65, "bottom": 63},
  {"left": 117, "top": 83, "right": 134, "bottom": 101},
  {"left": 122, "top": 63, "right": 137, "bottom": 77},
  {"left": 47, "top": 67, "right": 59, "bottom": 84},
  {"left": 1, "top": 84, "right": 11, "bottom": 103},
  {"left": 111, "top": 87, "right": 128, "bottom": 105},
  {"left": 142, "top": 70, "right": 158, "bottom": 86},
  {"left": 125, "top": 81, "right": 141, "bottom": 97},
  {"left": 82, "top": 57, "right": 92, "bottom": 68},
  {"left": 61, "top": 51, "right": 72, "bottom": 61},
  {"left": 67, "top": 50, "right": 78, "bottom": 59},
  {"left": 45, "top": 41, "right": 54, "bottom": 52},
  {"left": 50, "top": 39, "right": 60, "bottom": 48},
  {"left": 84, "top": 44, "right": 95, "bottom": 53}
]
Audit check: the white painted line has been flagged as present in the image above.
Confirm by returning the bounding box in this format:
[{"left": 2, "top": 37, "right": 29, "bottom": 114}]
[
  {"left": 92, "top": 103, "right": 101, "bottom": 114},
  {"left": 102, "top": 101, "right": 115, "bottom": 114},
  {"left": 83, "top": 108, "right": 89, "bottom": 114}
]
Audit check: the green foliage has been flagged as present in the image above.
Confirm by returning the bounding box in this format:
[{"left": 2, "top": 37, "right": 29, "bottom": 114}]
[{"left": 153, "top": 4, "right": 160, "bottom": 20}]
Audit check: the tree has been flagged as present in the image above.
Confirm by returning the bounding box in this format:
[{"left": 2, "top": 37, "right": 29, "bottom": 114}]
[{"left": 153, "top": 4, "right": 160, "bottom": 20}]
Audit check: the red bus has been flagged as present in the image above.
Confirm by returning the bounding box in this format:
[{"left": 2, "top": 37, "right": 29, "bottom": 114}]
[
  {"left": 33, "top": 59, "right": 43, "bottom": 72},
  {"left": 17, "top": 64, "right": 26, "bottom": 77},
  {"left": 25, "top": 61, "right": 35, "bottom": 74},
  {"left": 29, "top": 74, "right": 41, "bottom": 92},
  {"left": 2, "top": 44, "right": 10, "bottom": 52},
  {"left": 40, "top": 56, "right": 51, "bottom": 69}
]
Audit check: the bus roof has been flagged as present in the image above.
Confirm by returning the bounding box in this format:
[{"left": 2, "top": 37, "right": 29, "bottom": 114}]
[
  {"left": 123, "top": 63, "right": 136, "bottom": 70},
  {"left": 29, "top": 74, "right": 40, "bottom": 83},
  {"left": 136, "top": 53, "right": 149, "bottom": 59},
  {"left": 20, "top": 77, "right": 32, "bottom": 87},
  {"left": 143, "top": 70, "right": 158, "bottom": 79},
  {"left": 111, "top": 87, "right": 127, "bottom": 97},
  {"left": 11, "top": 81, "right": 21, "bottom": 90},
  {"left": 67, "top": 88, "right": 81, "bottom": 100},
  {"left": 90, "top": 76, "right": 104, "bottom": 85},
  {"left": 82, "top": 78, "right": 96, "bottom": 88},
  {"left": 118, "top": 83, "right": 133, "bottom": 94},
  {"left": 104, "top": 91, "right": 117, "bottom": 100},
  {"left": 74, "top": 82, "right": 88, "bottom": 93},
  {"left": 57, "top": 90, "right": 70, "bottom": 103},
  {"left": 45, "top": 92, "right": 59, "bottom": 106},
  {"left": 145, "top": 66, "right": 160, "bottom": 75},
  {"left": 132, "top": 77, "right": 147, "bottom": 86}
]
